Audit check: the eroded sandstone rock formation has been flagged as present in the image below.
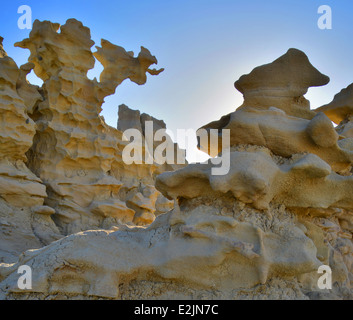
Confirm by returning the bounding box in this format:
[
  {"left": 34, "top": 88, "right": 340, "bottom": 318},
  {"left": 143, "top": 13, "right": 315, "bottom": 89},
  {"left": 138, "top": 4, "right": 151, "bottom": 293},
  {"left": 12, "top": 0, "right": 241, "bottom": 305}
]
[
  {"left": 0, "top": 18, "right": 175, "bottom": 263},
  {"left": 0, "top": 26, "right": 352, "bottom": 300},
  {"left": 14, "top": 19, "right": 169, "bottom": 235},
  {"left": 0, "top": 38, "right": 61, "bottom": 263},
  {"left": 234, "top": 48, "right": 329, "bottom": 119},
  {"left": 316, "top": 83, "right": 353, "bottom": 143},
  {"left": 117, "top": 104, "right": 186, "bottom": 172},
  {"left": 316, "top": 83, "right": 353, "bottom": 125}
]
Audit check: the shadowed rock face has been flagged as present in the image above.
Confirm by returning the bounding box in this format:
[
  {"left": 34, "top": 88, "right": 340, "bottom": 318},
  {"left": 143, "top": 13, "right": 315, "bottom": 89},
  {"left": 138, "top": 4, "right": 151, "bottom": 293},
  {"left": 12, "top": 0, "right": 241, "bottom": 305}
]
[
  {"left": 197, "top": 107, "right": 353, "bottom": 172},
  {"left": 117, "top": 104, "right": 187, "bottom": 173},
  {"left": 234, "top": 48, "right": 329, "bottom": 119},
  {"left": 316, "top": 83, "right": 353, "bottom": 124},
  {"left": 197, "top": 49, "right": 353, "bottom": 173},
  {"left": 0, "top": 27, "right": 352, "bottom": 300},
  {"left": 235, "top": 49, "right": 329, "bottom": 95},
  {"left": 156, "top": 151, "right": 353, "bottom": 211},
  {"left": 0, "top": 37, "right": 7, "bottom": 58}
]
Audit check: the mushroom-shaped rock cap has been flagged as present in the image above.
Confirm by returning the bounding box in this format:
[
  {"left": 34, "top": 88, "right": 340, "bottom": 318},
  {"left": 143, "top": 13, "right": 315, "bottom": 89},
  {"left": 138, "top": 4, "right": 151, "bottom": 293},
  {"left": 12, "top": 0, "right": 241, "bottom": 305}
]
[
  {"left": 234, "top": 48, "right": 330, "bottom": 97},
  {"left": 315, "top": 83, "right": 353, "bottom": 124}
]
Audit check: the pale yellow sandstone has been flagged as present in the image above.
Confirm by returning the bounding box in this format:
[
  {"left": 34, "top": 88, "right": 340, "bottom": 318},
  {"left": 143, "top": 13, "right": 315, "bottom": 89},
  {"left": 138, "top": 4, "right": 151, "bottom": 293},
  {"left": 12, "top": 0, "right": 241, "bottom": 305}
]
[{"left": 0, "top": 23, "right": 352, "bottom": 300}]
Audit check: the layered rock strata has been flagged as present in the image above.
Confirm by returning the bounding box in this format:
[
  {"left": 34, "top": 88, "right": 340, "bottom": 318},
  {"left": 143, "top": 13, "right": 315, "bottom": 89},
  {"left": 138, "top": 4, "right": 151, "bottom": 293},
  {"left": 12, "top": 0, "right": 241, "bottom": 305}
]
[
  {"left": 15, "top": 19, "right": 166, "bottom": 235},
  {"left": 234, "top": 48, "right": 329, "bottom": 119},
  {"left": 0, "top": 37, "right": 61, "bottom": 263},
  {"left": 0, "top": 19, "right": 175, "bottom": 263},
  {"left": 0, "top": 33, "right": 352, "bottom": 300},
  {"left": 316, "top": 83, "right": 353, "bottom": 143}
]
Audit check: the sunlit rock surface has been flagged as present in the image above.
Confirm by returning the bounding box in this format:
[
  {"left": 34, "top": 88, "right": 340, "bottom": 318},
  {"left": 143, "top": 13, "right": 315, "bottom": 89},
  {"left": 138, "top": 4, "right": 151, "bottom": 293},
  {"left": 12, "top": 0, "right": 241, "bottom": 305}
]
[{"left": 0, "top": 24, "right": 352, "bottom": 300}]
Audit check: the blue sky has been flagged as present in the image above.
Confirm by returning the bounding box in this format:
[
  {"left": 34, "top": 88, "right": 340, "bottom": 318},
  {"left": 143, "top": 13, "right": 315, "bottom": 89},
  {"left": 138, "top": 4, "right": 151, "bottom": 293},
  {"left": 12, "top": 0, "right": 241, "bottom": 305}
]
[{"left": 1, "top": 0, "right": 353, "bottom": 161}]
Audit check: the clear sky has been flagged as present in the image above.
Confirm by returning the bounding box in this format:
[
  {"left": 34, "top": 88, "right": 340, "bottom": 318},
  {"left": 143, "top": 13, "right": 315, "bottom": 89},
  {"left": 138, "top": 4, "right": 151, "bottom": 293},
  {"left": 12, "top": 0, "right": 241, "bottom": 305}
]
[{"left": 1, "top": 0, "right": 353, "bottom": 161}]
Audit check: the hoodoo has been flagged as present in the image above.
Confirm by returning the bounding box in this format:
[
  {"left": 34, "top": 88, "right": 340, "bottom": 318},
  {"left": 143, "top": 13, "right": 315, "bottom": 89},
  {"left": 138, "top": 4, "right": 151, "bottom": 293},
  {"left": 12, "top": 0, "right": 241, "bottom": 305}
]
[{"left": 0, "top": 20, "right": 352, "bottom": 300}]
